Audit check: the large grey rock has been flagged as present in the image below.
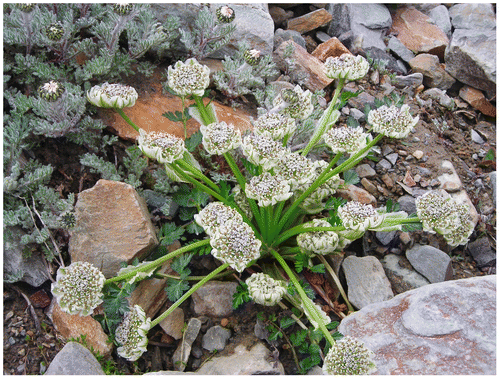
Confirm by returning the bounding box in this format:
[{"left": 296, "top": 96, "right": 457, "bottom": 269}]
[
  {"left": 342, "top": 255, "right": 394, "bottom": 309},
  {"left": 448, "top": 3, "right": 496, "bottom": 31},
  {"left": 202, "top": 326, "right": 231, "bottom": 352},
  {"left": 387, "top": 36, "right": 415, "bottom": 63},
  {"left": 406, "top": 244, "right": 453, "bottom": 283},
  {"left": 423, "top": 88, "right": 455, "bottom": 109},
  {"left": 393, "top": 73, "right": 423, "bottom": 89},
  {"left": 45, "top": 342, "right": 105, "bottom": 375},
  {"left": 397, "top": 195, "right": 416, "bottom": 215},
  {"left": 467, "top": 237, "right": 496, "bottom": 268},
  {"left": 381, "top": 254, "right": 430, "bottom": 295},
  {"left": 3, "top": 226, "right": 51, "bottom": 287},
  {"left": 376, "top": 231, "right": 398, "bottom": 246},
  {"left": 191, "top": 281, "right": 238, "bottom": 317},
  {"left": 273, "top": 28, "right": 306, "bottom": 50},
  {"left": 172, "top": 318, "right": 202, "bottom": 372},
  {"left": 365, "top": 47, "right": 407, "bottom": 75},
  {"left": 339, "top": 276, "right": 496, "bottom": 375},
  {"left": 428, "top": 5, "right": 452, "bottom": 38},
  {"left": 159, "top": 308, "right": 185, "bottom": 340},
  {"left": 196, "top": 342, "right": 285, "bottom": 374},
  {"left": 445, "top": 29, "right": 496, "bottom": 98}
]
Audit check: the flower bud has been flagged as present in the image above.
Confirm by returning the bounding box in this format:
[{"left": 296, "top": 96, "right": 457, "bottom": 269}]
[
  {"left": 46, "top": 22, "right": 64, "bottom": 41},
  {"left": 138, "top": 129, "right": 186, "bottom": 164},
  {"left": 216, "top": 5, "right": 235, "bottom": 23},
  {"left": 18, "top": 3, "right": 35, "bottom": 12},
  {"left": 87, "top": 82, "right": 138, "bottom": 109},
  {"left": 246, "top": 273, "right": 287, "bottom": 306},
  {"left": 338, "top": 201, "right": 384, "bottom": 232},
  {"left": 200, "top": 121, "right": 242, "bottom": 155},
  {"left": 245, "top": 172, "right": 293, "bottom": 207},
  {"left": 112, "top": 3, "right": 133, "bottom": 15},
  {"left": 38, "top": 81, "right": 65, "bottom": 102},
  {"left": 280, "top": 89, "right": 299, "bottom": 105},
  {"left": 244, "top": 49, "right": 261, "bottom": 66}
]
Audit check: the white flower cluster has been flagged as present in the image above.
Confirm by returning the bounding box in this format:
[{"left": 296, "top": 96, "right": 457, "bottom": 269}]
[
  {"left": 273, "top": 85, "right": 314, "bottom": 120},
  {"left": 324, "top": 54, "right": 370, "bottom": 81},
  {"left": 194, "top": 202, "right": 242, "bottom": 236},
  {"left": 138, "top": 129, "right": 186, "bottom": 164},
  {"left": 274, "top": 152, "right": 315, "bottom": 191},
  {"left": 322, "top": 336, "right": 376, "bottom": 375},
  {"left": 245, "top": 172, "right": 293, "bottom": 207},
  {"left": 303, "top": 301, "right": 331, "bottom": 330},
  {"left": 245, "top": 272, "right": 287, "bottom": 306},
  {"left": 338, "top": 201, "right": 384, "bottom": 232},
  {"left": 297, "top": 218, "right": 340, "bottom": 255},
  {"left": 87, "top": 83, "right": 138, "bottom": 109},
  {"left": 200, "top": 121, "right": 242, "bottom": 155},
  {"left": 416, "top": 191, "right": 475, "bottom": 247},
  {"left": 51, "top": 261, "right": 105, "bottom": 317},
  {"left": 253, "top": 112, "right": 296, "bottom": 141},
  {"left": 368, "top": 104, "right": 419, "bottom": 139},
  {"left": 241, "top": 133, "right": 286, "bottom": 171},
  {"left": 323, "top": 126, "right": 369, "bottom": 156},
  {"left": 115, "top": 305, "right": 151, "bottom": 361},
  {"left": 167, "top": 58, "right": 210, "bottom": 97}
]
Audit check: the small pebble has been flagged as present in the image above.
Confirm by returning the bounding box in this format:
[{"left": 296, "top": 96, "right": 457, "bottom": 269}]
[
  {"left": 16, "top": 364, "right": 25, "bottom": 374},
  {"left": 18, "top": 348, "right": 25, "bottom": 356},
  {"left": 413, "top": 150, "right": 424, "bottom": 159},
  {"left": 8, "top": 337, "right": 16, "bottom": 345},
  {"left": 5, "top": 311, "right": 14, "bottom": 322},
  {"left": 220, "top": 318, "right": 229, "bottom": 327}
]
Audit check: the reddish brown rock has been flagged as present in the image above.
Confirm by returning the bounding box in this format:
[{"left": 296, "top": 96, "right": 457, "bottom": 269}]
[
  {"left": 29, "top": 290, "right": 51, "bottom": 309},
  {"left": 409, "top": 54, "right": 456, "bottom": 90},
  {"left": 337, "top": 184, "right": 377, "bottom": 207},
  {"left": 311, "top": 37, "right": 352, "bottom": 62},
  {"left": 158, "top": 308, "right": 185, "bottom": 340},
  {"left": 287, "top": 8, "right": 333, "bottom": 34},
  {"left": 268, "top": 6, "right": 294, "bottom": 26},
  {"left": 459, "top": 86, "right": 496, "bottom": 117},
  {"left": 69, "top": 180, "right": 158, "bottom": 278},
  {"left": 274, "top": 40, "right": 333, "bottom": 92},
  {"left": 391, "top": 7, "right": 449, "bottom": 60},
  {"left": 51, "top": 302, "right": 113, "bottom": 357}
]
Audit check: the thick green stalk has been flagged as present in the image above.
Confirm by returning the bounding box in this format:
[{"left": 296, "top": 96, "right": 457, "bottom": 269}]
[
  {"left": 273, "top": 225, "right": 344, "bottom": 247},
  {"left": 105, "top": 239, "right": 210, "bottom": 284},
  {"left": 193, "top": 95, "right": 217, "bottom": 125},
  {"left": 317, "top": 255, "right": 354, "bottom": 314},
  {"left": 150, "top": 263, "right": 229, "bottom": 327},
  {"left": 115, "top": 108, "right": 140, "bottom": 133},
  {"left": 176, "top": 159, "right": 220, "bottom": 192}
]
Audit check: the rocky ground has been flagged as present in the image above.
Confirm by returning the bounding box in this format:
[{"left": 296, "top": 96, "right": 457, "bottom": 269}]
[{"left": 3, "top": 3, "right": 496, "bottom": 375}]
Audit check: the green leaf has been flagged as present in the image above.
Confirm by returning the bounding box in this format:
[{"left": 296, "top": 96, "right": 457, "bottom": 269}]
[
  {"left": 485, "top": 148, "right": 495, "bottom": 161},
  {"left": 343, "top": 169, "right": 359, "bottom": 186},
  {"left": 385, "top": 199, "right": 401, "bottom": 213},
  {"left": 186, "top": 222, "right": 204, "bottom": 235},
  {"left": 233, "top": 282, "right": 250, "bottom": 309},
  {"left": 338, "top": 89, "right": 363, "bottom": 109},
  {"left": 162, "top": 110, "right": 185, "bottom": 122},
  {"left": 102, "top": 282, "right": 136, "bottom": 334},
  {"left": 173, "top": 185, "right": 209, "bottom": 208},
  {"left": 324, "top": 197, "right": 346, "bottom": 210},
  {"left": 326, "top": 321, "right": 339, "bottom": 330},
  {"left": 159, "top": 222, "right": 185, "bottom": 246},
  {"left": 279, "top": 316, "right": 296, "bottom": 330},
  {"left": 170, "top": 253, "right": 193, "bottom": 279},
  {"left": 165, "top": 278, "right": 190, "bottom": 302},
  {"left": 240, "top": 157, "right": 260, "bottom": 177},
  {"left": 185, "top": 130, "right": 202, "bottom": 152},
  {"left": 179, "top": 207, "right": 197, "bottom": 221},
  {"left": 290, "top": 329, "right": 307, "bottom": 347},
  {"left": 294, "top": 253, "right": 309, "bottom": 273},
  {"left": 310, "top": 264, "right": 325, "bottom": 274},
  {"left": 402, "top": 222, "right": 423, "bottom": 232},
  {"left": 268, "top": 327, "right": 282, "bottom": 341},
  {"left": 346, "top": 116, "right": 360, "bottom": 128}
]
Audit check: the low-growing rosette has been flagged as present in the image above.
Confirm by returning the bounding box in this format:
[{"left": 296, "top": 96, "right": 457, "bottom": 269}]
[
  {"left": 210, "top": 218, "right": 261, "bottom": 272},
  {"left": 138, "top": 129, "right": 186, "bottom": 164},
  {"left": 167, "top": 58, "right": 210, "bottom": 97},
  {"left": 87, "top": 83, "right": 138, "bottom": 109},
  {"left": 51, "top": 261, "right": 105, "bottom": 316},
  {"left": 324, "top": 126, "right": 369, "bottom": 156},
  {"left": 115, "top": 305, "right": 151, "bottom": 361},
  {"left": 368, "top": 104, "right": 419, "bottom": 139},
  {"left": 273, "top": 85, "right": 314, "bottom": 120},
  {"left": 324, "top": 54, "right": 369, "bottom": 81},
  {"left": 322, "top": 336, "right": 376, "bottom": 375},
  {"left": 253, "top": 112, "right": 296, "bottom": 141},
  {"left": 241, "top": 133, "right": 287, "bottom": 171},
  {"left": 245, "top": 172, "right": 293, "bottom": 207},
  {"left": 297, "top": 218, "right": 340, "bottom": 255},
  {"left": 338, "top": 201, "right": 384, "bottom": 232},
  {"left": 246, "top": 273, "right": 287, "bottom": 306},
  {"left": 200, "top": 121, "right": 242, "bottom": 155},
  {"left": 194, "top": 202, "right": 242, "bottom": 236}
]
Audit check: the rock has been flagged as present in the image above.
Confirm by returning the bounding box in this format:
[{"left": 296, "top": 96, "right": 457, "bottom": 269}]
[
  {"left": 448, "top": 3, "right": 496, "bottom": 31},
  {"left": 397, "top": 195, "right": 417, "bottom": 214},
  {"left": 409, "top": 54, "right": 456, "bottom": 90},
  {"left": 346, "top": 90, "right": 376, "bottom": 109},
  {"left": 311, "top": 37, "right": 351, "bottom": 62},
  {"left": 458, "top": 86, "right": 496, "bottom": 117},
  {"left": 445, "top": 29, "right": 496, "bottom": 98},
  {"left": 365, "top": 47, "right": 407, "bottom": 75},
  {"left": 102, "top": 85, "right": 254, "bottom": 142},
  {"left": 45, "top": 342, "right": 105, "bottom": 375},
  {"left": 69, "top": 180, "right": 158, "bottom": 278},
  {"left": 29, "top": 290, "right": 51, "bottom": 309},
  {"left": 467, "top": 237, "right": 496, "bottom": 268},
  {"left": 196, "top": 342, "right": 285, "bottom": 375},
  {"left": 391, "top": 7, "right": 449, "bottom": 60},
  {"left": 471, "top": 129, "right": 485, "bottom": 145},
  {"left": 172, "top": 318, "right": 202, "bottom": 372},
  {"left": 286, "top": 8, "right": 332, "bottom": 34},
  {"left": 274, "top": 41, "right": 333, "bottom": 92},
  {"left": 307, "top": 366, "right": 324, "bottom": 375},
  {"left": 316, "top": 31, "right": 332, "bottom": 43},
  {"left": 191, "top": 281, "right": 238, "bottom": 317},
  {"left": 385, "top": 153, "right": 398, "bottom": 166},
  {"left": 387, "top": 36, "right": 415, "bottom": 63},
  {"left": 376, "top": 231, "right": 398, "bottom": 246},
  {"left": 381, "top": 173, "right": 394, "bottom": 189},
  {"left": 339, "top": 275, "right": 496, "bottom": 375},
  {"left": 50, "top": 302, "right": 113, "bottom": 357},
  {"left": 428, "top": 5, "right": 452, "bottom": 38},
  {"left": 490, "top": 172, "right": 496, "bottom": 203},
  {"left": 268, "top": 6, "right": 293, "bottom": 27},
  {"left": 412, "top": 150, "right": 424, "bottom": 160},
  {"left": 360, "top": 178, "right": 378, "bottom": 195},
  {"left": 269, "top": 80, "right": 295, "bottom": 95},
  {"left": 3, "top": 226, "right": 51, "bottom": 287},
  {"left": 438, "top": 160, "right": 462, "bottom": 192},
  {"left": 406, "top": 244, "right": 453, "bottom": 283},
  {"left": 159, "top": 308, "right": 185, "bottom": 340},
  {"left": 356, "top": 164, "right": 376, "bottom": 178},
  {"left": 202, "top": 326, "right": 231, "bottom": 352},
  {"left": 376, "top": 158, "right": 392, "bottom": 170},
  {"left": 349, "top": 108, "right": 365, "bottom": 121},
  {"left": 337, "top": 184, "right": 377, "bottom": 207},
  {"left": 342, "top": 256, "right": 394, "bottom": 309},
  {"left": 381, "top": 254, "right": 430, "bottom": 295},
  {"left": 273, "top": 28, "right": 306, "bottom": 50},
  {"left": 325, "top": 4, "right": 351, "bottom": 38},
  {"left": 393, "top": 73, "right": 423, "bottom": 89},
  {"left": 145, "top": 372, "right": 195, "bottom": 375},
  {"left": 422, "top": 88, "right": 455, "bottom": 109}
]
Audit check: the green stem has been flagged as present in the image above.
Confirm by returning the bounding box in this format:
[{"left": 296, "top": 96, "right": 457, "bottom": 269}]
[
  {"left": 104, "top": 239, "right": 210, "bottom": 284},
  {"left": 176, "top": 159, "right": 219, "bottom": 192},
  {"left": 193, "top": 95, "right": 217, "bottom": 125},
  {"left": 170, "top": 162, "right": 226, "bottom": 203},
  {"left": 273, "top": 225, "right": 345, "bottom": 247},
  {"left": 156, "top": 268, "right": 233, "bottom": 281},
  {"left": 317, "top": 255, "right": 354, "bottom": 313},
  {"left": 150, "top": 263, "right": 229, "bottom": 328},
  {"left": 115, "top": 108, "right": 140, "bottom": 133},
  {"left": 181, "top": 96, "right": 188, "bottom": 139}
]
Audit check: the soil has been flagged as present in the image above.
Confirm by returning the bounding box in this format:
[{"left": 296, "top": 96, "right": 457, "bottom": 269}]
[{"left": 3, "top": 55, "right": 496, "bottom": 376}]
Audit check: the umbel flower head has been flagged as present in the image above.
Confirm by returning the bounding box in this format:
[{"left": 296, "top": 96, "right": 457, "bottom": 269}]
[
  {"left": 338, "top": 201, "right": 384, "bottom": 232},
  {"left": 112, "top": 3, "right": 133, "bottom": 15},
  {"left": 46, "top": 22, "right": 64, "bottom": 41},
  {"left": 38, "top": 81, "right": 65, "bottom": 102},
  {"left": 210, "top": 218, "right": 261, "bottom": 272},
  {"left": 273, "top": 85, "right": 314, "bottom": 120},
  {"left": 241, "top": 133, "right": 287, "bottom": 171},
  {"left": 138, "top": 129, "right": 186, "bottom": 164},
  {"left": 368, "top": 104, "right": 419, "bottom": 139},
  {"left": 246, "top": 273, "right": 287, "bottom": 306},
  {"left": 244, "top": 49, "right": 262, "bottom": 66},
  {"left": 274, "top": 151, "right": 315, "bottom": 190},
  {"left": 51, "top": 261, "right": 105, "bottom": 317},
  {"left": 87, "top": 83, "right": 138, "bottom": 109},
  {"left": 322, "top": 336, "right": 376, "bottom": 375},
  {"left": 200, "top": 121, "right": 242, "bottom": 155},
  {"left": 441, "top": 202, "right": 475, "bottom": 247},
  {"left": 194, "top": 202, "right": 243, "bottom": 236},
  {"left": 245, "top": 172, "right": 293, "bottom": 207},
  {"left": 324, "top": 126, "right": 369, "bottom": 156},
  {"left": 297, "top": 218, "right": 340, "bottom": 255},
  {"left": 324, "top": 54, "right": 370, "bottom": 81},
  {"left": 216, "top": 5, "right": 235, "bottom": 23},
  {"left": 253, "top": 112, "right": 296, "bottom": 141},
  {"left": 115, "top": 305, "right": 151, "bottom": 361},
  {"left": 167, "top": 58, "right": 210, "bottom": 97}
]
